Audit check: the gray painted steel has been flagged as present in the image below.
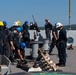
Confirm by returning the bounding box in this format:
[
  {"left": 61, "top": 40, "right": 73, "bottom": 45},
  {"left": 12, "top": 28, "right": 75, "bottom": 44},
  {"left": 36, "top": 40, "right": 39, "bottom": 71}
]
[
  {"left": 0, "top": 55, "right": 11, "bottom": 75},
  {"left": 29, "top": 30, "right": 76, "bottom": 46}
]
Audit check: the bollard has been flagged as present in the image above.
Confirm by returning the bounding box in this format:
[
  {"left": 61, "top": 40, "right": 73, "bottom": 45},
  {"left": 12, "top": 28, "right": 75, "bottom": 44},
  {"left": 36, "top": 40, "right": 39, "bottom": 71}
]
[
  {"left": 32, "top": 42, "right": 39, "bottom": 59},
  {"left": 43, "top": 38, "right": 50, "bottom": 51},
  {"left": 32, "top": 41, "right": 43, "bottom": 59}
]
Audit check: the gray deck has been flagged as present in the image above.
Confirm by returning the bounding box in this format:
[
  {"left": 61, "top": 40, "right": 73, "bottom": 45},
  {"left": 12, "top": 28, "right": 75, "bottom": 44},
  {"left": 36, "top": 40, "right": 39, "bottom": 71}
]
[
  {"left": 10, "top": 46, "right": 76, "bottom": 74},
  {"left": 49, "top": 46, "right": 76, "bottom": 73}
]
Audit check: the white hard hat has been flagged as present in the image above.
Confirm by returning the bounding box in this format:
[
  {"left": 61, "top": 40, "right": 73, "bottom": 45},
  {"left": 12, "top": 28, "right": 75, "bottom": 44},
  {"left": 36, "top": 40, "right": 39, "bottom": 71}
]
[
  {"left": 56, "top": 22, "right": 63, "bottom": 28},
  {"left": 13, "top": 22, "right": 18, "bottom": 26}
]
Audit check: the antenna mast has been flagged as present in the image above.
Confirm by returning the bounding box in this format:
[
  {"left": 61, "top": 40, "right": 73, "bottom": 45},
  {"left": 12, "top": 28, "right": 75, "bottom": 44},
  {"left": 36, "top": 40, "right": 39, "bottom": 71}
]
[{"left": 69, "top": 0, "right": 71, "bottom": 30}]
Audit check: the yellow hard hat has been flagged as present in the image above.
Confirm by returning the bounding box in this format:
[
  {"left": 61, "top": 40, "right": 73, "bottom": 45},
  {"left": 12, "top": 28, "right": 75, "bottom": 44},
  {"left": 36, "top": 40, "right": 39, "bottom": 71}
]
[
  {"left": 0, "top": 21, "right": 4, "bottom": 26},
  {"left": 17, "top": 20, "right": 20, "bottom": 26}
]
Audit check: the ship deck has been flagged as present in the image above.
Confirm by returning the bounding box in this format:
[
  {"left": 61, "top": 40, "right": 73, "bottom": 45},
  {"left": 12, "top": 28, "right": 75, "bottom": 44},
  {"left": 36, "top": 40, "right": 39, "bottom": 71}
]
[{"left": 9, "top": 46, "right": 76, "bottom": 75}]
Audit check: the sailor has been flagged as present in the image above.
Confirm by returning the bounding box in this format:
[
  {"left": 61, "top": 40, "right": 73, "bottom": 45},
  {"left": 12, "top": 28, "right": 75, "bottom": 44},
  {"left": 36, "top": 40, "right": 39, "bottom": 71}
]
[
  {"left": 9, "top": 20, "right": 21, "bottom": 32},
  {"left": 30, "top": 22, "right": 34, "bottom": 30},
  {"left": 0, "top": 21, "right": 4, "bottom": 54},
  {"left": 2, "top": 21, "right": 10, "bottom": 57},
  {"left": 20, "top": 42, "right": 26, "bottom": 58},
  {"left": 44, "top": 19, "right": 52, "bottom": 41},
  {"left": 22, "top": 20, "right": 29, "bottom": 31},
  {"left": 56, "top": 22, "right": 67, "bottom": 67},
  {"left": 22, "top": 21, "right": 30, "bottom": 48},
  {"left": 49, "top": 23, "right": 59, "bottom": 54},
  {"left": 7, "top": 27, "right": 26, "bottom": 63}
]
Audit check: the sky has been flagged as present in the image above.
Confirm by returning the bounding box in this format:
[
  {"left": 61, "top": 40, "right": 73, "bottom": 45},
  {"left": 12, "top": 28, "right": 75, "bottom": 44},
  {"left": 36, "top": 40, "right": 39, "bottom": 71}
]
[{"left": 0, "top": 0, "right": 76, "bottom": 28}]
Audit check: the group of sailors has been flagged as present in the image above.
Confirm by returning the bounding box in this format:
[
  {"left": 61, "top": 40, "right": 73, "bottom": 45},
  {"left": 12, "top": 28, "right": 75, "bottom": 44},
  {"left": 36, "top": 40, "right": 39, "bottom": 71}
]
[{"left": 0, "top": 20, "right": 39, "bottom": 64}]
